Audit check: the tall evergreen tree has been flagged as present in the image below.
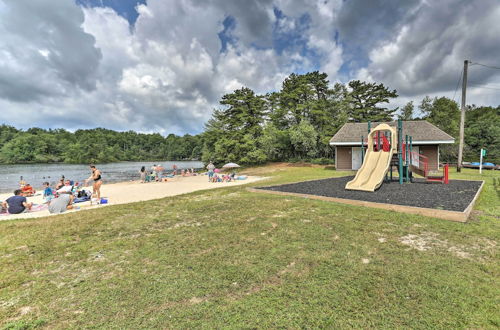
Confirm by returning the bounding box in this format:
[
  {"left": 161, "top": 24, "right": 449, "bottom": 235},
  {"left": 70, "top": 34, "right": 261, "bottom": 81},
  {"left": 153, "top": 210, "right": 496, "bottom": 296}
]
[
  {"left": 347, "top": 80, "right": 398, "bottom": 122},
  {"left": 202, "top": 87, "right": 267, "bottom": 165}
]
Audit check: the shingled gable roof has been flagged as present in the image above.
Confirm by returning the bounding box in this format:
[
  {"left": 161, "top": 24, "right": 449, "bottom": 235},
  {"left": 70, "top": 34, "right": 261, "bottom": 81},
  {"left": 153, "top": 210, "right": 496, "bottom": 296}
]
[{"left": 329, "top": 120, "right": 455, "bottom": 145}]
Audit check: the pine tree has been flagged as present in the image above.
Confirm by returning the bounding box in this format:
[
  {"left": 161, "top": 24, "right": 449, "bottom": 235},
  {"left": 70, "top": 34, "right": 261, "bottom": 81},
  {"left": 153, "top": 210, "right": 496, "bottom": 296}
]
[{"left": 347, "top": 80, "right": 398, "bottom": 122}]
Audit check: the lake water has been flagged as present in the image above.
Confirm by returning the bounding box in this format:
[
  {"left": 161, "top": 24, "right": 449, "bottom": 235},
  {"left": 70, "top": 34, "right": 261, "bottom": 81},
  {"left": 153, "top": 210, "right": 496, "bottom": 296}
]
[{"left": 0, "top": 161, "right": 204, "bottom": 193}]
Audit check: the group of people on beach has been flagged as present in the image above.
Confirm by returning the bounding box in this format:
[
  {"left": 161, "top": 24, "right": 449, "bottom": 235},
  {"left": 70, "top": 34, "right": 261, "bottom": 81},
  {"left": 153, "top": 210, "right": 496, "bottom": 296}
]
[
  {"left": 139, "top": 164, "right": 197, "bottom": 183},
  {"left": 140, "top": 164, "right": 165, "bottom": 183},
  {"left": 206, "top": 161, "right": 238, "bottom": 183},
  {"left": 1, "top": 165, "right": 103, "bottom": 215},
  {"left": 2, "top": 162, "right": 244, "bottom": 216}
]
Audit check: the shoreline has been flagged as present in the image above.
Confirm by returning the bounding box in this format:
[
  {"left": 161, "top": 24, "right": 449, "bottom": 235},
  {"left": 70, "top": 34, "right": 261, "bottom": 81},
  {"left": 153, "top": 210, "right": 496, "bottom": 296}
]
[
  {"left": 0, "top": 175, "right": 265, "bottom": 221},
  {"left": 0, "top": 160, "right": 205, "bottom": 194}
]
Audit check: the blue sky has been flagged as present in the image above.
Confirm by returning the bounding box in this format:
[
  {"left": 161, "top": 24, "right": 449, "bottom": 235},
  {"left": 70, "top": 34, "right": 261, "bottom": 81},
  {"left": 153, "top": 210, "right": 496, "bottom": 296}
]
[
  {"left": 0, "top": 0, "right": 499, "bottom": 135},
  {"left": 76, "top": 0, "right": 146, "bottom": 25}
]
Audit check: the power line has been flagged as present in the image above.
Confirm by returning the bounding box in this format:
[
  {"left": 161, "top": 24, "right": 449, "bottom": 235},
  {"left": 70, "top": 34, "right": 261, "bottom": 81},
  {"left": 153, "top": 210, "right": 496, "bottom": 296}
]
[
  {"left": 469, "top": 82, "right": 500, "bottom": 89},
  {"left": 469, "top": 85, "right": 500, "bottom": 91},
  {"left": 452, "top": 68, "right": 463, "bottom": 102},
  {"left": 470, "top": 62, "right": 500, "bottom": 70}
]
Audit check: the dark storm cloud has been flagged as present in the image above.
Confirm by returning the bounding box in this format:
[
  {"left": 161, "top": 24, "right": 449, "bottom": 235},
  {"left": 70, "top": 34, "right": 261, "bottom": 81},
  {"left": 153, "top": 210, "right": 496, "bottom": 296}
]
[
  {"left": 0, "top": 0, "right": 102, "bottom": 102},
  {"left": 338, "top": 0, "right": 420, "bottom": 47},
  {"left": 211, "top": 0, "right": 275, "bottom": 47},
  {"left": 361, "top": 0, "right": 500, "bottom": 97}
]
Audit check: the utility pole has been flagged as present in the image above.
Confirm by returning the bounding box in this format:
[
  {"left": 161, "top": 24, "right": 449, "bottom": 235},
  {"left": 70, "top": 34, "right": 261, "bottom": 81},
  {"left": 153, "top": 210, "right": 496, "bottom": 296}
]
[{"left": 457, "top": 60, "right": 468, "bottom": 172}]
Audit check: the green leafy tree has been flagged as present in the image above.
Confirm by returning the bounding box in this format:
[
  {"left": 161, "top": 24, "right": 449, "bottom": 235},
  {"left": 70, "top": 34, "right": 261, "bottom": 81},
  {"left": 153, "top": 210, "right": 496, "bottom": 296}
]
[
  {"left": 347, "top": 80, "right": 398, "bottom": 122},
  {"left": 289, "top": 120, "right": 318, "bottom": 159},
  {"left": 202, "top": 87, "right": 267, "bottom": 165},
  {"left": 399, "top": 101, "right": 414, "bottom": 120},
  {"left": 421, "top": 97, "right": 460, "bottom": 138},
  {"left": 419, "top": 96, "right": 460, "bottom": 162},
  {"left": 0, "top": 126, "right": 203, "bottom": 164},
  {"left": 464, "top": 106, "right": 500, "bottom": 164}
]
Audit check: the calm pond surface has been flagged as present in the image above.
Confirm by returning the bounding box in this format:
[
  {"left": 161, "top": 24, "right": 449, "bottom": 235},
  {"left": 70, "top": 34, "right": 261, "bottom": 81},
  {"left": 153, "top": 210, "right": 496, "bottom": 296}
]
[{"left": 0, "top": 161, "right": 204, "bottom": 193}]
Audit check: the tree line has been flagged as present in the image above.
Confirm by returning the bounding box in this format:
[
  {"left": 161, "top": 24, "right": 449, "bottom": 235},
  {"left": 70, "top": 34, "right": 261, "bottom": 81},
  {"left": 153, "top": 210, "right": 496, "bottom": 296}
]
[
  {"left": 0, "top": 126, "right": 202, "bottom": 164},
  {"left": 1, "top": 71, "right": 498, "bottom": 165},
  {"left": 202, "top": 71, "right": 499, "bottom": 165}
]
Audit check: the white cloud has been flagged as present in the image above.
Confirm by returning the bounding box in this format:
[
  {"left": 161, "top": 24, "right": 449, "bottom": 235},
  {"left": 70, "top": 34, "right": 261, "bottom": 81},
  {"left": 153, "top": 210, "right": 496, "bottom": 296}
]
[
  {"left": 1, "top": 0, "right": 497, "bottom": 136},
  {"left": 356, "top": 0, "right": 500, "bottom": 108}
]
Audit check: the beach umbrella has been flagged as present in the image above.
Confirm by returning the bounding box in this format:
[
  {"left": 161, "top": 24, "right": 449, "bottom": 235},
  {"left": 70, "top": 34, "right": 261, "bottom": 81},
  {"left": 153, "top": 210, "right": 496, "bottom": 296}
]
[
  {"left": 214, "top": 168, "right": 220, "bottom": 173},
  {"left": 222, "top": 163, "right": 240, "bottom": 168}
]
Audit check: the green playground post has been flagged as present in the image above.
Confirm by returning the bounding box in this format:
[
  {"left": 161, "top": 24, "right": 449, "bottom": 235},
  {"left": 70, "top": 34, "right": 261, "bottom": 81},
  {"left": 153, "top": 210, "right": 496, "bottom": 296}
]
[
  {"left": 409, "top": 136, "right": 413, "bottom": 166},
  {"left": 405, "top": 135, "right": 409, "bottom": 182},
  {"left": 367, "top": 121, "right": 371, "bottom": 134},
  {"left": 398, "top": 119, "right": 403, "bottom": 185}
]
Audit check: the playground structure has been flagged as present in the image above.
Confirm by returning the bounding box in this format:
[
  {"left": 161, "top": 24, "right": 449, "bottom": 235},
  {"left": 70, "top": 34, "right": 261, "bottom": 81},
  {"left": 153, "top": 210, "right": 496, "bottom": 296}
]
[{"left": 346, "top": 119, "right": 449, "bottom": 192}]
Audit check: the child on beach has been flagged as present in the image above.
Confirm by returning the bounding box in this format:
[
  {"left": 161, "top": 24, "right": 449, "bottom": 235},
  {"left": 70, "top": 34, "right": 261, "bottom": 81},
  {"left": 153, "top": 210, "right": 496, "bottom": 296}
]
[
  {"left": 42, "top": 182, "right": 54, "bottom": 203},
  {"left": 207, "top": 162, "right": 215, "bottom": 182},
  {"left": 140, "top": 166, "right": 146, "bottom": 183},
  {"left": 21, "top": 183, "right": 35, "bottom": 197}
]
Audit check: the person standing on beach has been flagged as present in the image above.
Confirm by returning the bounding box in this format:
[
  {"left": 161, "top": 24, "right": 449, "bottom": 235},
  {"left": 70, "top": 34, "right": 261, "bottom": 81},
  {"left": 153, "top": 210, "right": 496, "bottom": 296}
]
[
  {"left": 85, "top": 165, "right": 102, "bottom": 200},
  {"left": 156, "top": 164, "right": 164, "bottom": 182},
  {"left": 172, "top": 164, "right": 177, "bottom": 176},
  {"left": 140, "top": 166, "right": 146, "bottom": 183},
  {"left": 207, "top": 161, "right": 215, "bottom": 182}
]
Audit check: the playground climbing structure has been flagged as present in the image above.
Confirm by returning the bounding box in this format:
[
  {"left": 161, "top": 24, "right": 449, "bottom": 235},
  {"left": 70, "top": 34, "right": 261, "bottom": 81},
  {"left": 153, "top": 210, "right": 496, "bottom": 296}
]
[{"left": 346, "top": 119, "right": 449, "bottom": 192}]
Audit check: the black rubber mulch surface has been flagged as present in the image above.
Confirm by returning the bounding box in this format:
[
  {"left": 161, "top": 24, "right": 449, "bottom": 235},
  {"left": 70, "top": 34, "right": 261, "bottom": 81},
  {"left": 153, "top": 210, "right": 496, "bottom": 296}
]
[{"left": 257, "top": 176, "right": 483, "bottom": 212}]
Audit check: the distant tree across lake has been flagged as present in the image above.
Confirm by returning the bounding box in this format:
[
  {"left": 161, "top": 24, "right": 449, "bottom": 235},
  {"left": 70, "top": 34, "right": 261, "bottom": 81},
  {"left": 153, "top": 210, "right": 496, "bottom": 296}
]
[{"left": 0, "top": 126, "right": 203, "bottom": 164}]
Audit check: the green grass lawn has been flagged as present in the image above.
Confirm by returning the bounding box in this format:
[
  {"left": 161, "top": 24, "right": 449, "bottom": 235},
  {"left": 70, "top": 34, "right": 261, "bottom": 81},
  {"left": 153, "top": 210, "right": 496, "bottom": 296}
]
[{"left": 1, "top": 164, "right": 498, "bottom": 329}]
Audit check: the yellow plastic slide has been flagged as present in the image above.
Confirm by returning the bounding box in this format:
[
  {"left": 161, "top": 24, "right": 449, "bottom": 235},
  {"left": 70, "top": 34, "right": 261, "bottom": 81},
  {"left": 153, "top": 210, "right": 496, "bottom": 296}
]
[{"left": 345, "top": 123, "right": 397, "bottom": 192}]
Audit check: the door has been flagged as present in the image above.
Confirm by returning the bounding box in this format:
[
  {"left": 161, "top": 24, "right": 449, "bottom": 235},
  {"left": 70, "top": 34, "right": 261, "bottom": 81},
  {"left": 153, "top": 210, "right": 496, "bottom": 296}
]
[{"left": 352, "top": 147, "right": 362, "bottom": 170}]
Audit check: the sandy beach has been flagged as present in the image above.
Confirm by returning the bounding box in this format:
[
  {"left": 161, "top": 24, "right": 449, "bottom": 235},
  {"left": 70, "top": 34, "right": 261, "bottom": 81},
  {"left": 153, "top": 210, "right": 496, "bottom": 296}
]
[{"left": 0, "top": 175, "right": 265, "bottom": 221}]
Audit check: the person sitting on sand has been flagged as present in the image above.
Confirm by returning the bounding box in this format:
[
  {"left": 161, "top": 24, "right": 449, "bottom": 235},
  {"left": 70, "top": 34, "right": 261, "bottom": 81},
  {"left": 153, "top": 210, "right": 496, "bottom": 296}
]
[
  {"left": 2, "top": 189, "right": 33, "bottom": 214},
  {"left": 55, "top": 179, "right": 64, "bottom": 190},
  {"left": 21, "top": 183, "right": 35, "bottom": 197},
  {"left": 42, "top": 182, "right": 54, "bottom": 203},
  {"left": 48, "top": 194, "right": 74, "bottom": 214},
  {"left": 57, "top": 180, "right": 73, "bottom": 194}
]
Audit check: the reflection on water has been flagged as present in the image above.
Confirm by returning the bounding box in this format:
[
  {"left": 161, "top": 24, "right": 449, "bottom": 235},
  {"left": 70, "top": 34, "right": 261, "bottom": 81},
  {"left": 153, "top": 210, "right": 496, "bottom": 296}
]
[{"left": 0, "top": 161, "right": 204, "bottom": 193}]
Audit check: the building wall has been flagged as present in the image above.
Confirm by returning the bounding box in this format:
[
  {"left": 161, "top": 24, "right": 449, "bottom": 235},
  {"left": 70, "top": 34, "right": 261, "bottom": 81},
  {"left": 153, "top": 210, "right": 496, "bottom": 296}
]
[
  {"left": 335, "top": 144, "right": 440, "bottom": 172},
  {"left": 419, "top": 145, "right": 439, "bottom": 171},
  {"left": 335, "top": 147, "right": 352, "bottom": 170}
]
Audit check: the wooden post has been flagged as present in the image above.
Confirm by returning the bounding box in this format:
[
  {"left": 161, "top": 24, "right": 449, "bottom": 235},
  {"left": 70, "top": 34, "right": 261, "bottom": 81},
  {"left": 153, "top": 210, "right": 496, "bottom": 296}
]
[{"left": 457, "top": 60, "right": 468, "bottom": 172}]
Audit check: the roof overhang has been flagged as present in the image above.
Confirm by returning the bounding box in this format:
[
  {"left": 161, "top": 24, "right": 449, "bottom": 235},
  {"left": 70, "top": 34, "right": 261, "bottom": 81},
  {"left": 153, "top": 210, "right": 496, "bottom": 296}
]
[{"left": 330, "top": 140, "right": 455, "bottom": 146}]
